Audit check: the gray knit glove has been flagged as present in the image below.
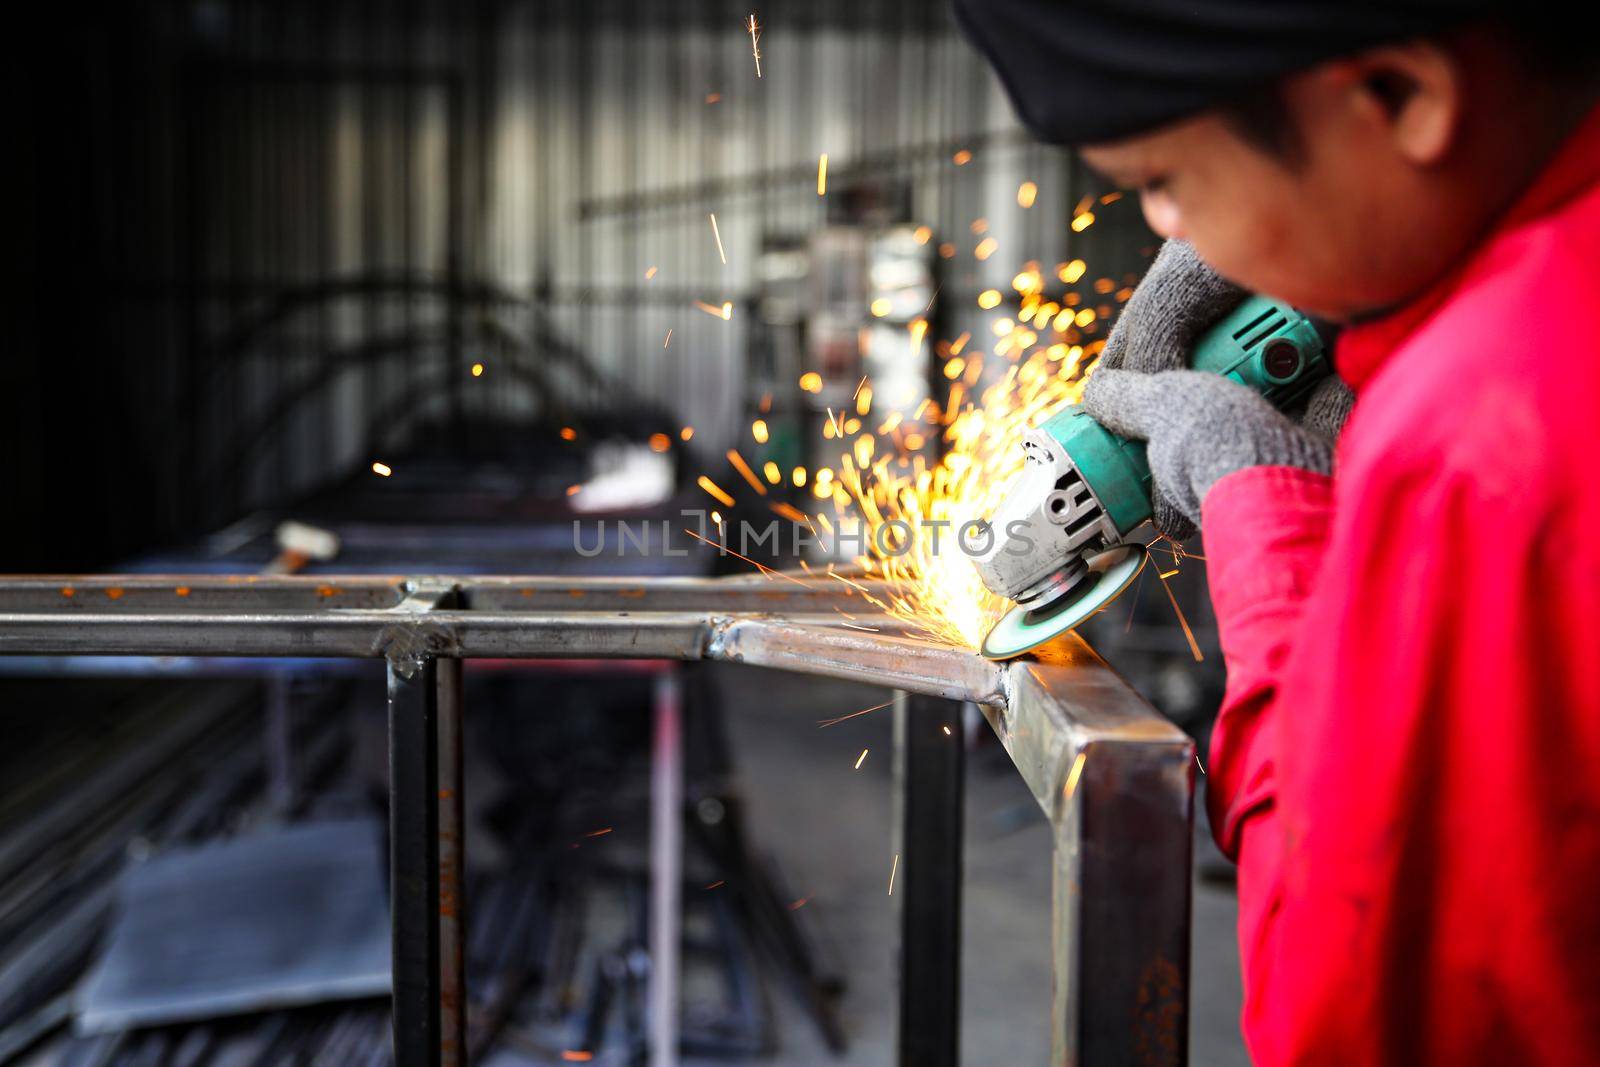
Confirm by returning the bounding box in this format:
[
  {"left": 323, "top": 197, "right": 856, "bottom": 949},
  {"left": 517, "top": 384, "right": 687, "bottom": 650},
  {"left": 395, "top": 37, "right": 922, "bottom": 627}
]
[
  {"left": 1099, "top": 240, "right": 1249, "bottom": 540},
  {"left": 1296, "top": 375, "right": 1355, "bottom": 443},
  {"left": 1081, "top": 369, "right": 1334, "bottom": 527}
]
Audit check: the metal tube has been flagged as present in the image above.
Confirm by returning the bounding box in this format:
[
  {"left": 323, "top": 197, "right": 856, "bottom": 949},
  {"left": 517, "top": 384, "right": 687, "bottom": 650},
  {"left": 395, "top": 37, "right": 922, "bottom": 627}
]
[
  {"left": 649, "top": 672, "right": 683, "bottom": 1067},
  {"left": 893, "top": 692, "right": 964, "bottom": 1067},
  {"left": 388, "top": 655, "right": 442, "bottom": 1067},
  {"left": 986, "top": 648, "right": 1195, "bottom": 1066},
  {"left": 436, "top": 658, "right": 466, "bottom": 1067}
]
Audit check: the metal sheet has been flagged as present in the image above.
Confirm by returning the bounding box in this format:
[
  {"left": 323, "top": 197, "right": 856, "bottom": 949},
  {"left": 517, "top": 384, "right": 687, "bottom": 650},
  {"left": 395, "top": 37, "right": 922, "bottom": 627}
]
[{"left": 76, "top": 819, "right": 392, "bottom": 1033}]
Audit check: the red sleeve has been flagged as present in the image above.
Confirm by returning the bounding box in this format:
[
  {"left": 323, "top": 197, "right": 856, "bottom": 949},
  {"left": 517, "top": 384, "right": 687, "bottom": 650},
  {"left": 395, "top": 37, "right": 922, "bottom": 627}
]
[{"left": 1200, "top": 444, "right": 1600, "bottom": 1065}]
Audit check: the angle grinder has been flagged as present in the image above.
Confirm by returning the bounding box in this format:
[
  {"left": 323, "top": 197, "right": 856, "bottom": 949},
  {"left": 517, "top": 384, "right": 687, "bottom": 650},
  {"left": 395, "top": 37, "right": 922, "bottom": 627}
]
[{"left": 974, "top": 295, "right": 1332, "bottom": 660}]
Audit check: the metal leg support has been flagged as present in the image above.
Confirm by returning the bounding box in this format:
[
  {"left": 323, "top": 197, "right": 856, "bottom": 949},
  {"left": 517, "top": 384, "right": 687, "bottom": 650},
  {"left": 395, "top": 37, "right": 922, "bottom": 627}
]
[
  {"left": 894, "top": 692, "right": 965, "bottom": 1067},
  {"left": 649, "top": 670, "right": 683, "bottom": 1067},
  {"left": 1058, "top": 742, "right": 1192, "bottom": 1067},
  {"left": 387, "top": 656, "right": 466, "bottom": 1067}
]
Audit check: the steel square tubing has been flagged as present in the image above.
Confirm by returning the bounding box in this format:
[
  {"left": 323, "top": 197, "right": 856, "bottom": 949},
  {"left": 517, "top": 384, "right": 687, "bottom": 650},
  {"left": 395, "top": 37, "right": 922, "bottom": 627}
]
[{"left": 0, "top": 574, "right": 1193, "bottom": 1066}]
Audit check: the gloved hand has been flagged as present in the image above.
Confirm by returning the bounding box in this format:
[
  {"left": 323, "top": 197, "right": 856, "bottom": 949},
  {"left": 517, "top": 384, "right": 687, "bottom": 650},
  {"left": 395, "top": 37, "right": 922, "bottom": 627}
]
[
  {"left": 1081, "top": 369, "right": 1334, "bottom": 528},
  {"left": 1097, "top": 238, "right": 1353, "bottom": 537},
  {"left": 1099, "top": 240, "right": 1247, "bottom": 540}
]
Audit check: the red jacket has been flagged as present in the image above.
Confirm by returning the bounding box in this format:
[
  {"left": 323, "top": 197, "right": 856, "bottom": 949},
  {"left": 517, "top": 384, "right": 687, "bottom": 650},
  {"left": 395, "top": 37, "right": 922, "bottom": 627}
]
[{"left": 1202, "top": 106, "right": 1600, "bottom": 1066}]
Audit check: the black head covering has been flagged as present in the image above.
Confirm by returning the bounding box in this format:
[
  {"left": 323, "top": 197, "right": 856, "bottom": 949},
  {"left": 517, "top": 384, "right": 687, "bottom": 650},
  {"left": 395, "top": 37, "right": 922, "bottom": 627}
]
[{"left": 953, "top": 0, "right": 1504, "bottom": 146}]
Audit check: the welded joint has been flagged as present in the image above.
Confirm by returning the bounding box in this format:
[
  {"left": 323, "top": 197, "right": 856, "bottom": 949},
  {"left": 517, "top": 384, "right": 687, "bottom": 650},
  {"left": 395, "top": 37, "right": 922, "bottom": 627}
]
[
  {"left": 702, "top": 614, "right": 738, "bottom": 660},
  {"left": 376, "top": 579, "right": 462, "bottom": 678}
]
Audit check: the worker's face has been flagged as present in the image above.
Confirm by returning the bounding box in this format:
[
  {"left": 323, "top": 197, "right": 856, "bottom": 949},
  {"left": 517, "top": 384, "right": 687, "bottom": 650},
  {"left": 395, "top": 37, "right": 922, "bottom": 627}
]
[{"left": 1080, "top": 41, "right": 1500, "bottom": 322}]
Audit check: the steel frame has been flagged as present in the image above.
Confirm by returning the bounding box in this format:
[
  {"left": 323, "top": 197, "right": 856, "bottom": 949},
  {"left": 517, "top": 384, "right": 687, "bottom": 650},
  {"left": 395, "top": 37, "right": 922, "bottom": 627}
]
[{"left": 0, "top": 573, "right": 1194, "bottom": 1066}]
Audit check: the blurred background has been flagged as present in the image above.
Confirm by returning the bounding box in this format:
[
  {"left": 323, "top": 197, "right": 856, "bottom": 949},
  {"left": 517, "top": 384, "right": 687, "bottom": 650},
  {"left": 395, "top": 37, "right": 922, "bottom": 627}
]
[{"left": 3, "top": 2, "right": 1240, "bottom": 1065}]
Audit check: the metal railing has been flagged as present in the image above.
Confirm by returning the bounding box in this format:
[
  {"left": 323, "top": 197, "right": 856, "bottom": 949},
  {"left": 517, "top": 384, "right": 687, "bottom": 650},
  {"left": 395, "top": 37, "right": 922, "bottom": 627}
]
[{"left": 0, "top": 573, "right": 1194, "bottom": 1066}]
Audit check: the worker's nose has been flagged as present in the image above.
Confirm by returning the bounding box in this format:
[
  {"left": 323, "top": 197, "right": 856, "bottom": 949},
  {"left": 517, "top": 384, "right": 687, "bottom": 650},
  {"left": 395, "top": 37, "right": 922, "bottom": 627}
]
[{"left": 1140, "top": 190, "right": 1184, "bottom": 241}]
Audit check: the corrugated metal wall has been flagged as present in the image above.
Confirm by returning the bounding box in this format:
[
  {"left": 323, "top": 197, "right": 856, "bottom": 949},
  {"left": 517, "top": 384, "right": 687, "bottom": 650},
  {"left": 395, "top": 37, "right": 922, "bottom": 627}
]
[{"left": 8, "top": 0, "right": 1154, "bottom": 568}]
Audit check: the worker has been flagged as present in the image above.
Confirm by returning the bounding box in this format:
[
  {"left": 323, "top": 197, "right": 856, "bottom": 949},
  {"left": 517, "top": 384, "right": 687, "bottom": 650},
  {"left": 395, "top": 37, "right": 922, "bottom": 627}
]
[{"left": 957, "top": 2, "right": 1600, "bottom": 1064}]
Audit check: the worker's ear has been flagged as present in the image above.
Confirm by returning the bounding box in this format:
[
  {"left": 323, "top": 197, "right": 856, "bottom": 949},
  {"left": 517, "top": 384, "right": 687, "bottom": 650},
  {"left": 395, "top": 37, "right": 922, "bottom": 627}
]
[{"left": 1332, "top": 41, "right": 1463, "bottom": 166}]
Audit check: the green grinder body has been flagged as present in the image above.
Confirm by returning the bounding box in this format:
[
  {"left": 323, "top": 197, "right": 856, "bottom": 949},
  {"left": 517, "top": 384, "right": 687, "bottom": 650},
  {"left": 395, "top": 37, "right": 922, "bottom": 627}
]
[{"left": 1039, "top": 295, "right": 1331, "bottom": 539}]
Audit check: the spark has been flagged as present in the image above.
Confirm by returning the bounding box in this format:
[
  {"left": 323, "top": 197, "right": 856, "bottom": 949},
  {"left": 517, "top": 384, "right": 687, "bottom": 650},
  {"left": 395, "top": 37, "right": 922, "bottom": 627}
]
[
  {"left": 908, "top": 319, "right": 928, "bottom": 358},
  {"left": 560, "top": 426, "right": 577, "bottom": 440},
  {"left": 709, "top": 213, "right": 727, "bottom": 264},
  {"left": 854, "top": 748, "right": 869, "bottom": 770},
  {"left": 685, "top": 249, "right": 1107, "bottom": 649},
  {"left": 471, "top": 362, "right": 484, "bottom": 377},
  {"left": 649, "top": 433, "right": 671, "bottom": 452},
  {"left": 792, "top": 465, "right": 807, "bottom": 487},
  {"left": 705, "top": 92, "right": 721, "bottom": 104},
  {"left": 683, "top": 527, "right": 809, "bottom": 586},
  {"left": 748, "top": 13, "right": 762, "bottom": 77},
  {"left": 942, "top": 725, "right": 952, "bottom": 735},
  {"left": 975, "top": 237, "right": 998, "bottom": 261},
  {"left": 561, "top": 1053, "right": 593, "bottom": 1063},
  {"left": 695, "top": 299, "right": 733, "bottom": 320},
  {"left": 371, "top": 461, "right": 392, "bottom": 477},
  {"left": 770, "top": 500, "right": 808, "bottom": 523},
  {"left": 836, "top": 621, "right": 880, "bottom": 632},
  {"left": 789, "top": 896, "right": 811, "bottom": 909},
  {"left": 697, "top": 475, "right": 736, "bottom": 507},
  {"left": 952, "top": 148, "right": 972, "bottom": 165},
  {"left": 853, "top": 374, "right": 868, "bottom": 400},
  {"left": 1158, "top": 568, "right": 1180, "bottom": 579},
  {"left": 817, "top": 153, "right": 827, "bottom": 196},
  {"left": 913, "top": 225, "right": 932, "bottom": 244},
  {"left": 1072, "top": 211, "right": 1096, "bottom": 232},
  {"left": 645, "top": 265, "right": 658, "bottom": 279},
  {"left": 1063, "top": 751, "right": 1088, "bottom": 802},
  {"left": 679, "top": 425, "right": 694, "bottom": 441},
  {"left": 817, "top": 699, "right": 894, "bottom": 728},
  {"left": 763, "top": 460, "right": 781, "bottom": 484},
  {"left": 1156, "top": 568, "right": 1204, "bottom": 662},
  {"left": 705, "top": 880, "right": 725, "bottom": 889},
  {"left": 1017, "top": 180, "right": 1038, "bottom": 208},
  {"left": 978, "top": 289, "right": 1002, "bottom": 310},
  {"left": 888, "top": 853, "right": 899, "bottom": 896},
  {"left": 1195, "top": 753, "right": 1207, "bottom": 775},
  {"left": 727, "top": 449, "right": 768, "bottom": 496},
  {"left": 585, "top": 827, "right": 613, "bottom": 837},
  {"left": 663, "top": 328, "right": 672, "bottom": 348}
]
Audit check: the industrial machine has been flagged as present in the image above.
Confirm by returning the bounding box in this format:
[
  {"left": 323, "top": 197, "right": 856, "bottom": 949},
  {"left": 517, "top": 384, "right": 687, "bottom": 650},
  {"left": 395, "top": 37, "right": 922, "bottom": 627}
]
[{"left": 975, "top": 295, "right": 1331, "bottom": 660}]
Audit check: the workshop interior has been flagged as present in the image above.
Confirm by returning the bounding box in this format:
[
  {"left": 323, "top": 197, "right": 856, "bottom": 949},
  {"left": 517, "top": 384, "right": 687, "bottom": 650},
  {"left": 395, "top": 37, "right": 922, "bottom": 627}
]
[{"left": 6, "top": 3, "right": 1245, "bottom": 1066}]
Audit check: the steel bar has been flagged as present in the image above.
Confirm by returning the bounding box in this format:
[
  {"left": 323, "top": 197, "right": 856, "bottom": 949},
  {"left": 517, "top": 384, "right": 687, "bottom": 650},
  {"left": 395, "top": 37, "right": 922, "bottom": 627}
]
[
  {"left": 0, "top": 573, "right": 876, "bottom": 614},
  {"left": 649, "top": 672, "right": 684, "bottom": 1067},
  {"left": 893, "top": 692, "right": 965, "bottom": 1067},
  {"left": 985, "top": 647, "right": 1195, "bottom": 1066},
  {"left": 388, "top": 655, "right": 443, "bottom": 1067},
  {"left": 436, "top": 658, "right": 466, "bottom": 1067}
]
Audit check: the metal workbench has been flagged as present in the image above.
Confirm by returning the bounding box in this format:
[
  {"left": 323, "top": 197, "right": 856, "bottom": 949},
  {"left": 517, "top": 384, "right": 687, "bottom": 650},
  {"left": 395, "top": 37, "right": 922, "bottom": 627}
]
[{"left": 0, "top": 572, "right": 1194, "bottom": 1067}]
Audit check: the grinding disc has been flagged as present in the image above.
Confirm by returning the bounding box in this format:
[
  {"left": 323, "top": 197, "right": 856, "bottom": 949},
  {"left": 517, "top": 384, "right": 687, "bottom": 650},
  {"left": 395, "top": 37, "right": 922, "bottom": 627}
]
[{"left": 980, "top": 544, "right": 1147, "bottom": 661}]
